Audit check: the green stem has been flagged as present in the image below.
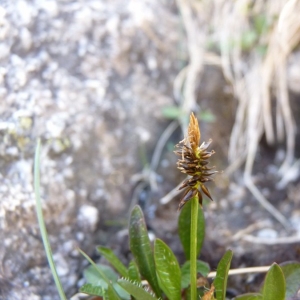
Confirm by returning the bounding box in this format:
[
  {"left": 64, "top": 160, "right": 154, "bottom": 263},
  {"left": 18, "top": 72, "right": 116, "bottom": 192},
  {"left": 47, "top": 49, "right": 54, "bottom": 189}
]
[{"left": 190, "top": 196, "right": 199, "bottom": 300}]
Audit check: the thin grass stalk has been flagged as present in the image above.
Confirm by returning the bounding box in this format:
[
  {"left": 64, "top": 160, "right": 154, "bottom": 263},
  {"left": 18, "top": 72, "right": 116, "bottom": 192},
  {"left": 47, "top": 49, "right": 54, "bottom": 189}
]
[
  {"left": 34, "top": 139, "right": 67, "bottom": 300},
  {"left": 190, "top": 196, "right": 198, "bottom": 300},
  {"left": 77, "top": 248, "right": 110, "bottom": 283}
]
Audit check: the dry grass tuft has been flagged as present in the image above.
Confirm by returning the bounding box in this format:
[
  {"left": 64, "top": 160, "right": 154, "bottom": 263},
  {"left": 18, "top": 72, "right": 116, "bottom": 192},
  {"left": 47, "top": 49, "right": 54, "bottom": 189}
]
[
  {"left": 176, "top": 0, "right": 300, "bottom": 176},
  {"left": 174, "top": 0, "right": 300, "bottom": 225}
]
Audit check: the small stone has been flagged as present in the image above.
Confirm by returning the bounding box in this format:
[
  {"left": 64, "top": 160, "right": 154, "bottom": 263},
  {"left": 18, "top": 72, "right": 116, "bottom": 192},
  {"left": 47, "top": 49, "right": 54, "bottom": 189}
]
[
  {"left": 53, "top": 253, "right": 69, "bottom": 277},
  {"left": 136, "top": 127, "right": 150, "bottom": 142},
  {"left": 77, "top": 205, "right": 99, "bottom": 231},
  {"left": 0, "top": 43, "right": 10, "bottom": 60},
  {"left": 20, "top": 27, "right": 32, "bottom": 51},
  {"left": 6, "top": 146, "right": 19, "bottom": 157},
  {"left": 147, "top": 56, "right": 157, "bottom": 70},
  {"left": 76, "top": 232, "right": 84, "bottom": 242}
]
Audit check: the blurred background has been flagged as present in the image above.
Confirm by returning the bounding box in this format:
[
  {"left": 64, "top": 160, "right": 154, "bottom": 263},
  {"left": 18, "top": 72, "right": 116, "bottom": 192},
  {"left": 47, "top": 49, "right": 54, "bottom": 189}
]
[{"left": 1, "top": 0, "right": 300, "bottom": 299}]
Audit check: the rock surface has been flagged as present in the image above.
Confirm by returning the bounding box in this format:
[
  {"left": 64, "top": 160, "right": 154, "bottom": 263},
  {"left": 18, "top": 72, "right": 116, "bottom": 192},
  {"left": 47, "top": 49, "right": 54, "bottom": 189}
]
[{"left": 0, "top": 1, "right": 180, "bottom": 298}]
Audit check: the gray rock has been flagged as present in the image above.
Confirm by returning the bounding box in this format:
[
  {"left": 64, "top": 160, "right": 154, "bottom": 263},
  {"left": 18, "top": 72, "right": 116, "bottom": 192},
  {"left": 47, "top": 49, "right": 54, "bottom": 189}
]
[{"left": 0, "top": 0, "right": 180, "bottom": 298}]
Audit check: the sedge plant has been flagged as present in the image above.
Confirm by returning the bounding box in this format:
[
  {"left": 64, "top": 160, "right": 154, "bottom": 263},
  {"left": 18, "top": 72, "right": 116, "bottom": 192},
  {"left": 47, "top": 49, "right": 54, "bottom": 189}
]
[
  {"left": 33, "top": 113, "right": 300, "bottom": 300},
  {"left": 174, "top": 113, "right": 217, "bottom": 299},
  {"left": 77, "top": 113, "right": 300, "bottom": 300}
]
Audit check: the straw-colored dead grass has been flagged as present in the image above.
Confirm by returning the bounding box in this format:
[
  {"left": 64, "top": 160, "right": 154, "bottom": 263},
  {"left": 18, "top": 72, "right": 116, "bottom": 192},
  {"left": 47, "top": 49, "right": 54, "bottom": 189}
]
[{"left": 175, "top": 0, "right": 300, "bottom": 226}]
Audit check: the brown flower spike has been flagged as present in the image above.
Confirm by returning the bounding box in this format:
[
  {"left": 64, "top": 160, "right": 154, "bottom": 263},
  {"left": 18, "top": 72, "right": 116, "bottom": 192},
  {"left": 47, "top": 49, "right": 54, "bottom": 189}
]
[{"left": 175, "top": 113, "right": 217, "bottom": 210}]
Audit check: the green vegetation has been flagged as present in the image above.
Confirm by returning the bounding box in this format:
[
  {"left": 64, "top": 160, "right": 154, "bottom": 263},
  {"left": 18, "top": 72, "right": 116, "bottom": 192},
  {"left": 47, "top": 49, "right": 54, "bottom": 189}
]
[{"left": 34, "top": 113, "right": 300, "bottom": 299}]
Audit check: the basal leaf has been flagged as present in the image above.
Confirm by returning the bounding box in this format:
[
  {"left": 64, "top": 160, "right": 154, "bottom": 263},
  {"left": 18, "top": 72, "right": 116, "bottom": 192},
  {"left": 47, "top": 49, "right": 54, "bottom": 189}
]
[
  {"left": 80, "top": 283, "right": 105, "bottom": 297},
  {"left": 78, "top": 248, "right": 121, "bottom": 300},
  {"left": 97, "top": 246, "right": 128, "bottom": 277},
  {"left": 280, "top": 261, "right": 300, "bottom": 299},
  {"left": 113, "top": 282, "right": 131, "bottom": 300},
  {"left": 178, "top": 200, "right": 205, "bottom": 260},
  {"left": 213, "top": 249, "right": 233, "bottom": 300},
  {"left": 129, "top": 205, "right": 161, "bottom": 298},
  {"left": 262, "top": 263, "right": 285, "bottom": 300},
  {"left": 84, "top": 266, "right": 130, "bottom": 300},
  {"left": 181, "top": 260, "right": 210, "bottom": 289},
  {"left": 107, "top": 284, "right": 122, "bottom": 300},
  {"left": 83, "top": 264, "right": 118, "bottom": 285},
  {"left": 154, "top": 239, "right": 181, "bottom": 300},
  {"left": 128, "top": 260, "right": 141, "bottom": 283},
  {"left": 118, "top": 278, "right": 158, "bottom": 300}
]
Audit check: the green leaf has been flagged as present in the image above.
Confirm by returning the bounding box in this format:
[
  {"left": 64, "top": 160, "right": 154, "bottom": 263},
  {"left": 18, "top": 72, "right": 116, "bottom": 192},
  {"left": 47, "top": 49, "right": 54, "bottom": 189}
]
[
  {"left": 128, "top": 260, "right": 141, "bottom": 283},
  {"left": 178, "top": 200, "right": 205, "bottom": 260},
  {"left": 262, "top": 263, "right": 285, "bottom": 300},
  {"left": 162, "top": 106, "right": 182, "bottom": 119},
  {"left": 129, "top": 205, "right": 161, "bottom": 298},
  {"left": 213, "top": 249, "right": 233, "bottom": 300},
  {"left": 80, "top": 283, "right": 105, "bottom": 297},
  {"left": 280, "top": 261, "right": 300, "bottom": 299},
  {"left": 154, "top": 239, "right": 181, "bottom": 300},
  {"left": 83, "top": 266, "right": 130, "bottom": 299},
  {"left": 181, "top": 260, "right": 210, "bottom": 289},
  {"left": 78, "top": 248, "right": 121, "bottom": 300},
  {"left": 84, "top": 264, "right": 118, "bottom": 285},
  {"left": 113, "top": 283, "right": 131, "bottom": 300},
  {"left": 97, "top": 246, "right": 128, "bottom": 277},
  {"left": 107, "top": 284, "right": 122, "bottom": 300},
  {"left": 118, "top": 279, "right": 158, "bottom": 300},
  {"left": 233, "top": 293, "right": 263, "bottom": 300}
]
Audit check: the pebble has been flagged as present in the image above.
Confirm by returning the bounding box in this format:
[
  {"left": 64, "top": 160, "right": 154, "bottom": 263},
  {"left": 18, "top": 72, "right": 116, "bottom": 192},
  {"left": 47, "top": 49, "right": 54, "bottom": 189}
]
[
  {"left": 77, "top": 205, "right": 99, "bottom": 231},
  {"left": 53, "top": 253, "right": 69, "bottom": 277},
  {"left": 0, "top": 0, "right": 178, "bottom": 298},
  {"left": 6, "top": 146, "right": 19, "bottom": 157}
]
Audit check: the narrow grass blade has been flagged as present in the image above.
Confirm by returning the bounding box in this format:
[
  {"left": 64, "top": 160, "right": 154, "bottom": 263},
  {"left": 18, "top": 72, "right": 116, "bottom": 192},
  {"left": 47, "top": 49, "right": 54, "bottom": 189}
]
[
  {"left": 97, "top": 246, "right": 128, "bottom": 277},
  {"left": 34, "top": 139, "right": 67, "bottom": 300},
  {"left": 82, "top": 262, "right": 130, "bottom": 299},
  {"left": 77, "top": 248, "right": 121, "bottom": 300}
]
